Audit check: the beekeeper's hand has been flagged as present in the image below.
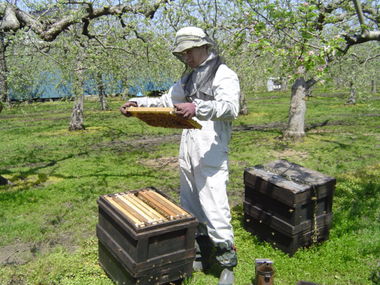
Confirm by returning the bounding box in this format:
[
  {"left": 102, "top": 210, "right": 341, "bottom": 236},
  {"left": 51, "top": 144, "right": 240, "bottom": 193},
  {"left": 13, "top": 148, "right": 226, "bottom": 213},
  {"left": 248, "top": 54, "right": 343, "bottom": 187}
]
[
  {"left": 120, "top": 101, "right": 138, "bottom": 117},
  {"left": 174, "top": 103, "right": 196, "bottom": 119}
]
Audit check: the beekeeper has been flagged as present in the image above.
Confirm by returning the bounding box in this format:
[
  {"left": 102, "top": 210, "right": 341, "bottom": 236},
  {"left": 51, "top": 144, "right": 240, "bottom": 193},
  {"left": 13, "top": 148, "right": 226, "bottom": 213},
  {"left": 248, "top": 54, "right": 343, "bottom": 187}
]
[{"left": 120, "top": 26, "right": 240, "bottom": 285}]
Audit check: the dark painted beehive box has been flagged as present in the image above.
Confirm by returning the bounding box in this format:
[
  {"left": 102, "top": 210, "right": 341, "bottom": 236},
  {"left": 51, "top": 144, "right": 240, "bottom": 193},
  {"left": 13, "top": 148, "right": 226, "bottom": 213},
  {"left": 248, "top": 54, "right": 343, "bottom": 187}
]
[
  {"left": 243, "top": 160, "right": 335, "bottom": 255},
  {"left": 96, "top": 188, "right": 198, "bottom": 285}
]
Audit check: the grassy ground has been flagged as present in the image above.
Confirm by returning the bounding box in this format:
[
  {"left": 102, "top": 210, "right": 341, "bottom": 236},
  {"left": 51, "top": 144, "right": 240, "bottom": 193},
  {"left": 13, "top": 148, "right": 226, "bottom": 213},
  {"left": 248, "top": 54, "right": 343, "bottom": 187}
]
[{"left": 0, "top": 90, "right": 379, "bottom": 285}]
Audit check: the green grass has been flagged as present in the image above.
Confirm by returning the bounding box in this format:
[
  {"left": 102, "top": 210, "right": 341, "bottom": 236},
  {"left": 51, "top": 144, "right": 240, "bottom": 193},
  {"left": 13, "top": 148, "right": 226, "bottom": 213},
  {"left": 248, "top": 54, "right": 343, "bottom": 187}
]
[{"left": 1, "top": 91, "right": 379, "bottom": 284}]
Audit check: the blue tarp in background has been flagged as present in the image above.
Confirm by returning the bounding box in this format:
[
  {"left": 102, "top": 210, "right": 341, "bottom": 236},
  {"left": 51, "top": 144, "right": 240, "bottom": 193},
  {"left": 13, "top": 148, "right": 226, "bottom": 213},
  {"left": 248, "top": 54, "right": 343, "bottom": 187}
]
[
  {"left": 9, "top": 72, "right": 174, "bottom": 101},
  {"left": 10, "top": 72, "right": 72, "bottom": 101},
  {"left": 127, "top": 79, "right": 173, "bottom": 97}
]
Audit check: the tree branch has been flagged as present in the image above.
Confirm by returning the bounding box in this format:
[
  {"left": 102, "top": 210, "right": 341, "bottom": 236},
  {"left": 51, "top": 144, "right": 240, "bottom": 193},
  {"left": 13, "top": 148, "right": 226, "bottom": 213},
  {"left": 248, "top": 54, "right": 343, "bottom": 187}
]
[
  {"left": 349, "top": 52, "right": 380, "bottom": 65},
  {"left": 0, "top": 1, "right": 170, "bottom": 41},
  {"left": 352, "top": 0, "right": 366, "bottom": 29},
  {"left": 342, "top": 30, "right": 380, "bottom": 53},
  {"left": 0, "top": 4, "right": 21, "bottom": 31}
]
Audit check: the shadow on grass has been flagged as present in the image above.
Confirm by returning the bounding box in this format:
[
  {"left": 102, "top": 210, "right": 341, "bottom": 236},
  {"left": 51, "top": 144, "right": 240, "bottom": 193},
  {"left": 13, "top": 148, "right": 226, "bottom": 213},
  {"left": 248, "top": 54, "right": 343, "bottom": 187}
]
[
  {"left": 0, "top": 152, "right": 89, "bottom": 178},
  {"left": 0, "top": 152, "right": 89, "bottom": 195},
  {"left": 329, "top": 167, "right": 380, "bottom": 274},
  {"left": 0, "top": 159, "right": 168, "bottom": 210},
  {"left": 333, "top": 178, "right": 379, "bottom": 236}
]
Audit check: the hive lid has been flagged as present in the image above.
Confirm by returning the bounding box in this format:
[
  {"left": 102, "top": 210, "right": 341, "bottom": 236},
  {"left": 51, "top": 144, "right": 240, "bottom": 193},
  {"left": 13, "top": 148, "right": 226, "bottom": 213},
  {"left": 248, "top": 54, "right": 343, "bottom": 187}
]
[
  {"left": 126, "top": 107, "right": 202, "bottom": 129},
  {"left": 245, "top": 159, "right": 336, "bottom": 193}
]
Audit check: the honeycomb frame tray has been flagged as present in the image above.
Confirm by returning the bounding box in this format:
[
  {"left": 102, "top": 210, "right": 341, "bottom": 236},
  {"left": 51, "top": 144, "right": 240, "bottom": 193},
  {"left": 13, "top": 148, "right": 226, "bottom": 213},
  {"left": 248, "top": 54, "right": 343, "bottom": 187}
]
[{"left": 126, "top": 107, "right": 202, "bottom": 129}]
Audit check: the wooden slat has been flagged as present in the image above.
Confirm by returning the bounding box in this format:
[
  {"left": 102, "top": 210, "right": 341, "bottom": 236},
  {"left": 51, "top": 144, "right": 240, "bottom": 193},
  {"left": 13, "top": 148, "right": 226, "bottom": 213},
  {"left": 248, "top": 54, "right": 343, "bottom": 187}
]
[
  {"left": 111, "top": 196, "right": 147, "bottom": 225},
  {"left": 126, "top": 193, "right": 167, "bottom": 223},
  {"left": 137, "top": 191, "right": 177, "bottom": 220},
  {"left": 104, "top": 196, "right": 144, "bottom": 228},
  {"left": 142, "top": 190, "right": 179, "bottom": 218},
  {"left": 123, "top": 194, "right": 157, "bottom": 222},
  {"left": 146, "top": 190, "right": 190, "bottom": 217},
  {"left": 115, "top": 194, "right": 153, "bottom": 225},
  {"left": 127, "top": 107, "right": 175, "bottom": 113}
]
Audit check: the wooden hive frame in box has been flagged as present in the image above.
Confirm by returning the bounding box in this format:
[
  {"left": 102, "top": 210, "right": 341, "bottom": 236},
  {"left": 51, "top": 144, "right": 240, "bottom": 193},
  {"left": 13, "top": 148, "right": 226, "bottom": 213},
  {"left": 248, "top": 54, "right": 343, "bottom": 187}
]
[
  {"left": 126, "top": 107, "right": 202, "bottom": 129},
  {"left": 102, "top": 189, "right": 192, "bottom": 229}
]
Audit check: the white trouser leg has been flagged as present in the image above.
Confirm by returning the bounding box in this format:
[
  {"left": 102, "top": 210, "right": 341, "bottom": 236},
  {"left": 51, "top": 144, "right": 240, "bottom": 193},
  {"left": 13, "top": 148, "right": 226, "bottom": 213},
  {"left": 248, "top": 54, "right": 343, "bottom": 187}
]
[{"left": 179, "top": 132, "right": 234, "bottom": 246}]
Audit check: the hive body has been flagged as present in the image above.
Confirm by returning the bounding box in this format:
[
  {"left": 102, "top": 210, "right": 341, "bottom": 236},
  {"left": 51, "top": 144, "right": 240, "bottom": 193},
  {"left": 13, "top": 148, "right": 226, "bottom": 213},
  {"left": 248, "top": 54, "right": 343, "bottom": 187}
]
[
  {"left": 243, "top": 160, "right": 335, "bottom": 255},
  {"left": 97, "top": 188, "right": 198, "bottom": 284}
]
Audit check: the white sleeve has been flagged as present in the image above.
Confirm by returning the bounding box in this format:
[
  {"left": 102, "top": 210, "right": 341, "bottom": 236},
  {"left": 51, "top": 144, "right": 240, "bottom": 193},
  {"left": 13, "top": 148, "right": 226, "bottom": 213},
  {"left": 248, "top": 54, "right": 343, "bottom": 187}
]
[
  {"left": 129, "top": 80, "right": 186, "bottom": 107},
  {"left": 193, "top": 64, "right": 240, "bottom": 121}
]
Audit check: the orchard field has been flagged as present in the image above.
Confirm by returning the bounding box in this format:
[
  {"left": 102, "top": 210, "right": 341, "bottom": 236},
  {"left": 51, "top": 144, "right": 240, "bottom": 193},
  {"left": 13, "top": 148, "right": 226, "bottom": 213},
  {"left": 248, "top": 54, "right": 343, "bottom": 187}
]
[
  {"left": 0, "top": 89, "right": 379, "bottom": 285},
  {"left": 1, "top": 1, "right": 380, "bottom": 284}
]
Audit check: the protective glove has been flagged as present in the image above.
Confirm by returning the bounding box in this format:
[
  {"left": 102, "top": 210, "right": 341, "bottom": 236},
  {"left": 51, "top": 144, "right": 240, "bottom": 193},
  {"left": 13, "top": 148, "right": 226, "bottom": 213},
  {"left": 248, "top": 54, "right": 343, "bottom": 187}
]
[
  {"left": 174, "top": 102, "right": 196, "bottom": 119},
  {"left": 120, "top": 101, "right": 137, "bottom": 117}
]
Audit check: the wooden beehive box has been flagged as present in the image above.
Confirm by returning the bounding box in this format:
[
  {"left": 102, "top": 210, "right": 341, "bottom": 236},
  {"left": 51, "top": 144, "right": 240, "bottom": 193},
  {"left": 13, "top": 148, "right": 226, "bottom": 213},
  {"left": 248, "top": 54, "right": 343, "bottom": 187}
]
[
  {"left": 243, "top": 160, "right": 335, "bottom": 255},
  {"left": 244, "top": 160, "right": 336, "bottom": 225},
  {"left": 96, "top": 187, "right": 198, "bottom": 285}
]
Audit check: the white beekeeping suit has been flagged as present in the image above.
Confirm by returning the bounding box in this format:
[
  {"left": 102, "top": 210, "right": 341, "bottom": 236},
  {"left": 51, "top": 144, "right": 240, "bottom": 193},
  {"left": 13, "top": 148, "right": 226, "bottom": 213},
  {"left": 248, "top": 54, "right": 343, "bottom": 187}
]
[
  {"left": 122, "top": 26, "right": 240, "bottom": 285},
  {"left": 130, "top": 55, "right": 240, "bottom": 244}
]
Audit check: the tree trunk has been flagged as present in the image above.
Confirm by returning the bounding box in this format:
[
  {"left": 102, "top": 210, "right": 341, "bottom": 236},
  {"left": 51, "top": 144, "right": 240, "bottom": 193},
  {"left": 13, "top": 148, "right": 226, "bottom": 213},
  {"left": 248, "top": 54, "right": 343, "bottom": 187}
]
[
  {"left": 371, "top": 79, "right": 376, "bottom": 93},
  {"left": 281, "top": 77, "right": 288, "bottom": 91},
  {"left": 0, "top": 32, "right": 8, "bottom": 103},
  {"left": 346, "top": 81, "right": 356, "bottom": 104},
  {"left": 97, "top": 72, "right": 108, "bottom": 110},
  {"left": 69, "top": 95, "right": 85, "bottom": 130},
  {"left": 69, "top": 61, "right": 85, "bottom": 131},
  {"left": 121, "top": 77, "right": 129, "bottom": 101},
  {"left": 283, "top": 77, "right": 307, "bottom": 139},
  {"left": 239, "top": 91, "right": 248, "bottom": 115}
]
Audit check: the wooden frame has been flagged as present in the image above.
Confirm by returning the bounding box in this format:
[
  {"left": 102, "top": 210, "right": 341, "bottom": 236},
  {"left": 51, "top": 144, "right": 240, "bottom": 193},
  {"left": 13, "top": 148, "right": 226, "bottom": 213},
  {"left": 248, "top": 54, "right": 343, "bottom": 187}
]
[{"left": 126, "top": 107, "right": 202, "bottom": 129}]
